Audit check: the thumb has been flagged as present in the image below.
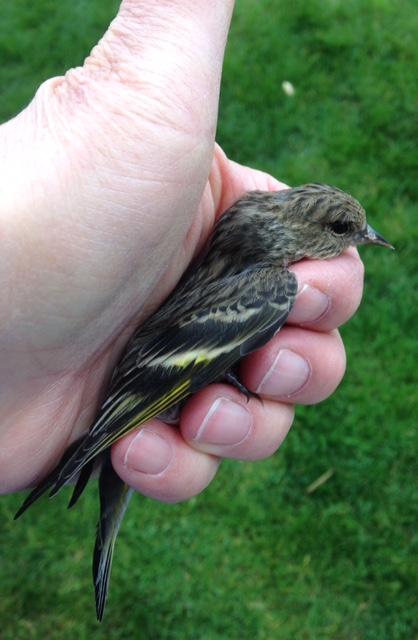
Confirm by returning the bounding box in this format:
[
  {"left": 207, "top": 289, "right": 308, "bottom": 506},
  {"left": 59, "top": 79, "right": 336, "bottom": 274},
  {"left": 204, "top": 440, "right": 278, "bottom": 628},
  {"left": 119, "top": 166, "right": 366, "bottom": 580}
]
[
  {"left": 0, "top": 1, "right": 235, "bottom": 360},
  {"left": 209, "top": 145, "right": 290, "bottom": 220},
  {"left": 2, "top": 1, "right": 235, "bottom": 229}
]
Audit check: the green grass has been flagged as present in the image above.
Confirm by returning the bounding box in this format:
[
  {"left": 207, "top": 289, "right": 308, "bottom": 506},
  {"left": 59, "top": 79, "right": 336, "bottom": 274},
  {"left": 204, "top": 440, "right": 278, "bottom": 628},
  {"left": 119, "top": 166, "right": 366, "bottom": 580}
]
[{"left": 1, "top": 1, "right": 417, "bottom": 638}]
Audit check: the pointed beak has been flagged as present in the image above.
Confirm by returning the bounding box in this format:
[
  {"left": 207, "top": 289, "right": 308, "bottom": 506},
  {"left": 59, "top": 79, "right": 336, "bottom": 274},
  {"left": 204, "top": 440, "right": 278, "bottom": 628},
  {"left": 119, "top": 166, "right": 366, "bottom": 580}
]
[{"left": 355, "top": 224, "right": 395, "bottom": 250}]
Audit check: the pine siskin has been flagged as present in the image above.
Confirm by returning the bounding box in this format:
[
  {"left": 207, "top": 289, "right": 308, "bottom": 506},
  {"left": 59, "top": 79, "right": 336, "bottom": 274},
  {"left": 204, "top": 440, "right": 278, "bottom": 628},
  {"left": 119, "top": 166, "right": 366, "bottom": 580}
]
[{"left": 15, "top": 183, "right": 393, "bottom": 620}]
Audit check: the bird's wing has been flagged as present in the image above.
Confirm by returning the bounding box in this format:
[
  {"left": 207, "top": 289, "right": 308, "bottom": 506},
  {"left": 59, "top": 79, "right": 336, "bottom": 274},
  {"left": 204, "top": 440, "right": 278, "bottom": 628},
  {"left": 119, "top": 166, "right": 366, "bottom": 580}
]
[
  {"left": 17, "top": 265, "right": 296, "bottom": 508},
  {"left": 111, "top": 264, "right": 297, "bottom": 394},
  {"left": 91, "top": 267, "right": 296, "bottom": 622}
]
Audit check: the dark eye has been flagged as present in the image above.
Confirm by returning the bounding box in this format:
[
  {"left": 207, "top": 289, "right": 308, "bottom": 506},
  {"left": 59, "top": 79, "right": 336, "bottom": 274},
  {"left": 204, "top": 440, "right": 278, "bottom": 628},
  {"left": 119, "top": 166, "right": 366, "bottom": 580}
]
[{"left": 328, "top": 220, "right": 353, "bottom": 235}]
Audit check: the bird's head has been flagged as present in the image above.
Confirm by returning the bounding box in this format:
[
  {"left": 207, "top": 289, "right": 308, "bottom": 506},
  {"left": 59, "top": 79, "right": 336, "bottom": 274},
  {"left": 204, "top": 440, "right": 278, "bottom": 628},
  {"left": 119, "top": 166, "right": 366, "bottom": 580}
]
[{"left": 270, "top": 183, "right": 393, "bottom": 261}]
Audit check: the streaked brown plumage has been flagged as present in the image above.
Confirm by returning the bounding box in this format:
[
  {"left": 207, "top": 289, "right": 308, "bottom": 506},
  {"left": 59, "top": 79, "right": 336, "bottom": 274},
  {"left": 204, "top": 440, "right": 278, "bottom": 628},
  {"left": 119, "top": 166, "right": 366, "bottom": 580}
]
[{"left": 15, "top": 183, "right": 392, "bottom": 620}]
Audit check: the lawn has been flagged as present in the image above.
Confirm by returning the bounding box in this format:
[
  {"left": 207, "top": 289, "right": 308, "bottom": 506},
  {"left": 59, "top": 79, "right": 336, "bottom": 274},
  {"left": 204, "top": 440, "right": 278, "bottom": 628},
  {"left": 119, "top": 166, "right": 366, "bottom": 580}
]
[{"left": 0, "top": 1, "right": 417, "bottom": 638}]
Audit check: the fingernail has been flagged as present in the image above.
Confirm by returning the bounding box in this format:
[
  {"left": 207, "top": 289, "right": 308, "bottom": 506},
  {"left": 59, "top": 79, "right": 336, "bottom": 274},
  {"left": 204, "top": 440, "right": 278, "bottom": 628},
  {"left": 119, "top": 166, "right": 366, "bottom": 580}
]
[
  {"left": 289, "top": 284, "right": 331, "bottom": 323},
  {"left": 194, "top": 397, "right": 253, "bottom": 445},
  {"left": 256, "top": 348, "right": 311, "bottom": 397},
  {"left": 124, "top": 429, "right": 173, "bottom": 475}
]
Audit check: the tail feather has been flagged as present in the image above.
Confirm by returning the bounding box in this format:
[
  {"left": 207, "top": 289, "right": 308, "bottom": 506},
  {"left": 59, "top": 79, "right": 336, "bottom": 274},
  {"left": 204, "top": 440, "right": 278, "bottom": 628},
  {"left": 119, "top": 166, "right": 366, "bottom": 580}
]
[
  {"left": 14, "top": 437, "right": 85, "bottom": 519},
  {"left": 14, "top": 473, "right": 56, "bottom": 520},
  {"left": 48, "top": 412, "right": 130, "bottom": 498},
  {"left": 67, "top": 458, "right": 96, "bottom": 509},
  {"left": 49, "top": 381, "right": 193, "bottom": 499},
  {"left": 93, "top": 452, "right": 132, "bottom": 621}
]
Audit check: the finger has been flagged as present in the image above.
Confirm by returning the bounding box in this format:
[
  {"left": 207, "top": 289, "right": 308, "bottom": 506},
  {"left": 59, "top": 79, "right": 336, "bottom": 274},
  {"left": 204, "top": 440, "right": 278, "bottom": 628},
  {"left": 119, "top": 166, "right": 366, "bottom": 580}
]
[
  {"left": 8, "top": 2, "right": 237, "bottom": 369},
  {"left": 288, "top": 248, "right": 365, "bottom": 331},
  {"left": 211, "top": 145, "right": 289, "bottom": 217},
  {"left": 112, "top": 383, "right": 295, "bottom": 501},
  {"left": 241, "top": 327, "right": 346, "bottom": 405},
  {"left": 180, "top": 384, "right": 295, "bottom": 460},
  {"left": 111, "top": 419, "right": 220, "bottom": 503}
]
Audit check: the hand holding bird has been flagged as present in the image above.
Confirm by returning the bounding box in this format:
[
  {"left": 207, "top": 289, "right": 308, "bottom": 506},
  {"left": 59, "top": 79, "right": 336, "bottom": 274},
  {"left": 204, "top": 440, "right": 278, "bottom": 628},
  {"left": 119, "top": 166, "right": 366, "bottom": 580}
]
[
  {"left": 0, "top": 0, "right": 391, "bottom": 622},
  {"left": 15, "top": 183, "right": 392, "bottom": 619}
]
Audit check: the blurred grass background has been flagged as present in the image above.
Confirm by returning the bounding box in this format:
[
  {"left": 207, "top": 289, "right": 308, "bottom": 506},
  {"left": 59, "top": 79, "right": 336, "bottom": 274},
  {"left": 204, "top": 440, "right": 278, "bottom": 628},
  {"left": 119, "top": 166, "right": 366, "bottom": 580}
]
[{"left": 0, "top": 1, "right": 417, "bottom": 638}]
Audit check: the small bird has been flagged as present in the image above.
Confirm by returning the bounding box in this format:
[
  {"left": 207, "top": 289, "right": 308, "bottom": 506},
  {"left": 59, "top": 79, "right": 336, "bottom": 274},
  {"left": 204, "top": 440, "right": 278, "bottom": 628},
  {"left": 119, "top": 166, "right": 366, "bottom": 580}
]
[{"left": 15, "top": 183, "right": 393, "bottom": 620}]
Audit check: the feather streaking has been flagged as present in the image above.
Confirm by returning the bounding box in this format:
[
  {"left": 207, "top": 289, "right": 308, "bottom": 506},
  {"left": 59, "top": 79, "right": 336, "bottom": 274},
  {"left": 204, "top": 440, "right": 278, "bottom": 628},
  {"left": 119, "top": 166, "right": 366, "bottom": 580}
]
[{"left": 15, "top": 184, "right": 393, "bottom": 620}]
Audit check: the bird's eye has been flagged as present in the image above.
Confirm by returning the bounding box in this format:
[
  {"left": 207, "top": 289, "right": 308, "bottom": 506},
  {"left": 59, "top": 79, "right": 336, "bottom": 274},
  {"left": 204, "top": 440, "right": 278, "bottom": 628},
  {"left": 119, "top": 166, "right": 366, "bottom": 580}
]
[{"left": 328, "top": 220, "right": 353, "bottom": 235}]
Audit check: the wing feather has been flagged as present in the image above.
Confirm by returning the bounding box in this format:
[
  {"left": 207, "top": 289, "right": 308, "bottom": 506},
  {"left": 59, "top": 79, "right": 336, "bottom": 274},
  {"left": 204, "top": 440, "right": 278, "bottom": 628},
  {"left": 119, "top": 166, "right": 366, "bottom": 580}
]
[{"left": 23, "top": 265, "right": 296, "bottom": 501}]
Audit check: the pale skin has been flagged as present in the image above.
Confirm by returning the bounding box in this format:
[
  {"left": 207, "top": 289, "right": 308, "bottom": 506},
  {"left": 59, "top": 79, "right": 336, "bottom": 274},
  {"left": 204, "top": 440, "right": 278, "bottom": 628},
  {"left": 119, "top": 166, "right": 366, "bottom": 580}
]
[{"left": 0, "top": 1, "right": 364, "bottom": 502}]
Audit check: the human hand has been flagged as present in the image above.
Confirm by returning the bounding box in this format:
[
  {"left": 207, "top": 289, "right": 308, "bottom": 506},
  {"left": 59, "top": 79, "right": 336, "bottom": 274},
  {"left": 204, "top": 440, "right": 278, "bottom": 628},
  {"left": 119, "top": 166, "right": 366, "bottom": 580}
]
[{"left": 0, "top": 1, "right": 364, "bottom": 499}]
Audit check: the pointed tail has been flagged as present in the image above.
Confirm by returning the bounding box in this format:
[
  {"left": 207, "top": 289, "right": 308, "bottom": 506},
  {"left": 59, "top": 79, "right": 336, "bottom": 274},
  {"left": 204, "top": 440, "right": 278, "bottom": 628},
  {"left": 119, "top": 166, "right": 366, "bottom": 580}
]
[
  {"left": 14, "top": 437, "right": 87, "bottom": 519},
  {"left": 67, "top": 458, "right": 96, "bottom": 509},
  {"left": 93, "top": 452, "right": 132, "bottom": 621}
]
